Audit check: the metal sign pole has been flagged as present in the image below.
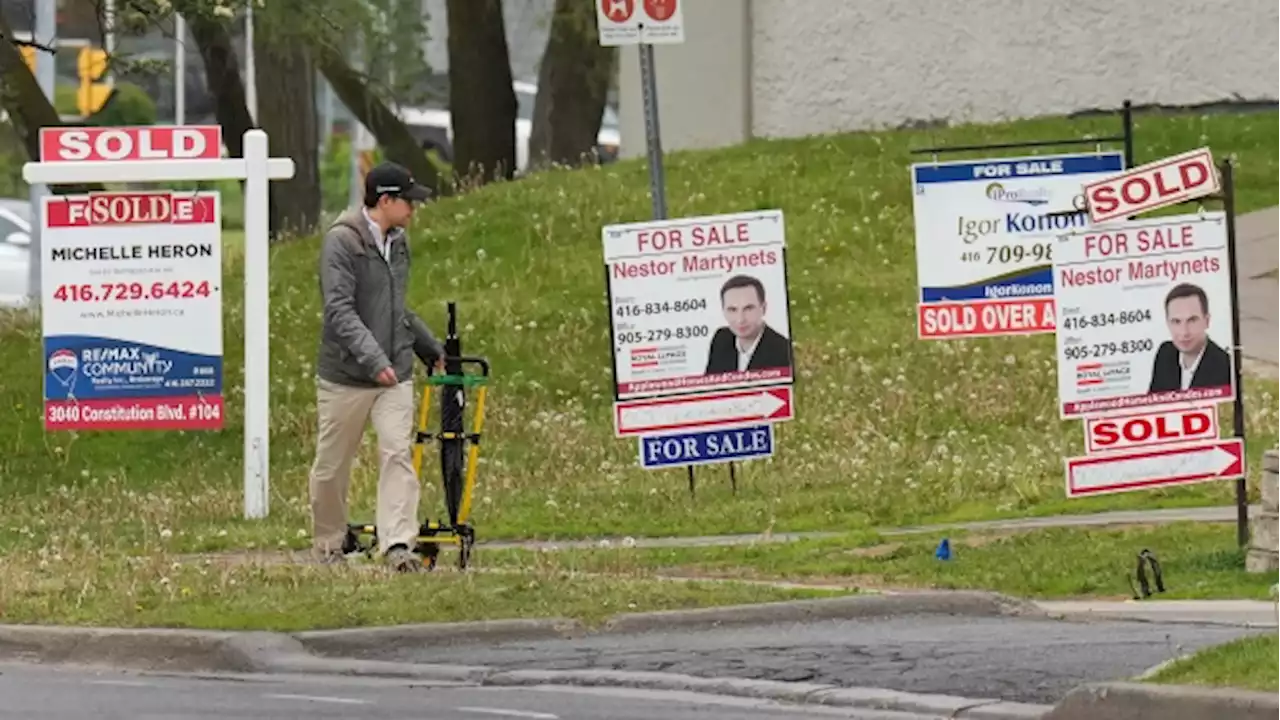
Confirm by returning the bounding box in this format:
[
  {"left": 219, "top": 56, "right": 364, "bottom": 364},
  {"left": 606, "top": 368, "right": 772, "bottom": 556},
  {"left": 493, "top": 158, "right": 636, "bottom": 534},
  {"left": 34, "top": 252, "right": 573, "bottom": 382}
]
[
  {"left": 27, "top": 0, "right": 57, "bottom": 308},
  {"left": 636, "top": 42, "right": 697, "bottom": 497}
]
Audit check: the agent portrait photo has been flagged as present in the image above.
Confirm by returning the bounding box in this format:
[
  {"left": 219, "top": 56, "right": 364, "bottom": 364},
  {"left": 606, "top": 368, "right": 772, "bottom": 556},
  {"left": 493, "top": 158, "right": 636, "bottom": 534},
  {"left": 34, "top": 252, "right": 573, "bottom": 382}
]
[
  {"left": 1147, "top": 282, "right": 1233, "bottom": 393},
  {"left": 705, "top": 274, "right": 792, "bottom": 374}
]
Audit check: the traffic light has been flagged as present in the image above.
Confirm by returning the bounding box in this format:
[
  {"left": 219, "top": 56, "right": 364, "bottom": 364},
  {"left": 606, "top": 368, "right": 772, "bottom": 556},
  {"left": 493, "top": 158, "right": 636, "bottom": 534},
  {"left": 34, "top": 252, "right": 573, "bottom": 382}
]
[{"left": 76, "top": 47, "right": 110, "bottom": 116}]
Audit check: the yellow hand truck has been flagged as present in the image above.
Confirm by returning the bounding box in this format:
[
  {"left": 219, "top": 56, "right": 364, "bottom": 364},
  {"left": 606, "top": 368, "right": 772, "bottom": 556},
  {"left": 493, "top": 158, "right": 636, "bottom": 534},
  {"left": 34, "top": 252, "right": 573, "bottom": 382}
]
[{"left": 344, "top": 302, "right": 490, "bottom": 571}]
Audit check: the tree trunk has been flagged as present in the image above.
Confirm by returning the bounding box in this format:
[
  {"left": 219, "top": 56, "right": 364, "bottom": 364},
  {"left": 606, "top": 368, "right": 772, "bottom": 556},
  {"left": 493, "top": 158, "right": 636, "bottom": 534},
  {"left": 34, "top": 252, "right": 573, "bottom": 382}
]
[
  {"left": 528, "top": 0, "right": 614, "bottom": 171},
  {"left": 0, "top": 15, "right": 102, "bottom": 193},
  {"left": 445, "top": 0, "right": 516, "bottom": 185},
  {"left": 315, "top": 51, "right": 448, "bottom": 198},
  {"left": 253, "top": 32, "right": 320, "bottom": 237},
  {"left": 186, "top": 13, "right": 255, "bottom": 160}
]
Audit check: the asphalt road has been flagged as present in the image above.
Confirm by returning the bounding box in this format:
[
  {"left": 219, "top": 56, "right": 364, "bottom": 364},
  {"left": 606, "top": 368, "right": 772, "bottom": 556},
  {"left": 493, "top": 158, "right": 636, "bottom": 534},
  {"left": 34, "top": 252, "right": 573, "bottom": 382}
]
[
  {"left": 361, "top": 614, "right": 1265, "bottom": 705},
  {"left": 0, "top": 661, "right": 941, "bottom": 720}
]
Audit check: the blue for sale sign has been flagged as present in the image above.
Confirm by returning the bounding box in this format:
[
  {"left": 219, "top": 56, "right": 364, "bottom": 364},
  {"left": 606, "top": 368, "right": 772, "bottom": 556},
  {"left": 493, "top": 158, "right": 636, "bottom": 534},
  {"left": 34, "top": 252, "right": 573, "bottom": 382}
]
[{"left": 638, "top": 424, "right": 775, "bottom": 469}]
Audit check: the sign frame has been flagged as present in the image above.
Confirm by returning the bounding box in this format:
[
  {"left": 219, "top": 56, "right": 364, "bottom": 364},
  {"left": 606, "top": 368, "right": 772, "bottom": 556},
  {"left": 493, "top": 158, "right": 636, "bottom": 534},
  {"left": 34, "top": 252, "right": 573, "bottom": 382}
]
[{"left": 24, "top": 124, "right": 296, "bottom": 520}]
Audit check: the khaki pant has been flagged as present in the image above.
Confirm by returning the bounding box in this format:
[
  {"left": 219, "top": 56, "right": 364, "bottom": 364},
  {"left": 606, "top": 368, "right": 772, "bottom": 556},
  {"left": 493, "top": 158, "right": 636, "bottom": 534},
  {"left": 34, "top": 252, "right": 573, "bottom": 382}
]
[{"left": 309, "top": 376, "right": 419, "bottom": 555}]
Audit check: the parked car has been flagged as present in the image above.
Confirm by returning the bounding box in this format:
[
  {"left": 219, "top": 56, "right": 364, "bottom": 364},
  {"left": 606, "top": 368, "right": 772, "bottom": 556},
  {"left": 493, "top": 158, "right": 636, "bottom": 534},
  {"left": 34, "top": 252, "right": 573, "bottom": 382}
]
[
  {"left": 397, "top": 80, "right": 621, "bottom": 173},
  {"left": 0, "top": 198, "right": 33, "bottom": 308}
]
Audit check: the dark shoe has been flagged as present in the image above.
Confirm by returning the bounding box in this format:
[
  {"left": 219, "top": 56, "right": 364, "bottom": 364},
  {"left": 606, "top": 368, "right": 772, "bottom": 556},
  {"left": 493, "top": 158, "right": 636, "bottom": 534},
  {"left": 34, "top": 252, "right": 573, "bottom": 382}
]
[{"left": 384, "top": 544, "right": 424, "bottom": 573}]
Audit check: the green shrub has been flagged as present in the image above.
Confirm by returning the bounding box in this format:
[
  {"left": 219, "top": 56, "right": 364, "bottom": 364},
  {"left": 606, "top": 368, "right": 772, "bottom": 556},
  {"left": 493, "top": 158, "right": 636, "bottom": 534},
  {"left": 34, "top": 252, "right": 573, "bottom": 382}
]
[{"left": 88, "top": 82, "right": 157, "bottom": 126}]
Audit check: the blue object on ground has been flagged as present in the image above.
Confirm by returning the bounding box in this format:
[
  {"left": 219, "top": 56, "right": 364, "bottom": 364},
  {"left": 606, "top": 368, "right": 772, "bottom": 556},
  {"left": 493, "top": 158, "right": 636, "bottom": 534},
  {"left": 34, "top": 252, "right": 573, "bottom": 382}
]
[{"left": 935, "top": 538, "right": 951, "bottom": 560}]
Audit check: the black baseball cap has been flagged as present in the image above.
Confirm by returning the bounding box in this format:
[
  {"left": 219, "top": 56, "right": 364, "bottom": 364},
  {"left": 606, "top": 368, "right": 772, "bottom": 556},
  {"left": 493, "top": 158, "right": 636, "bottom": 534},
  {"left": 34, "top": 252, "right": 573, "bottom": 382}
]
[{"left": 364, "top": 161, "right": 432, "bottom": 203}]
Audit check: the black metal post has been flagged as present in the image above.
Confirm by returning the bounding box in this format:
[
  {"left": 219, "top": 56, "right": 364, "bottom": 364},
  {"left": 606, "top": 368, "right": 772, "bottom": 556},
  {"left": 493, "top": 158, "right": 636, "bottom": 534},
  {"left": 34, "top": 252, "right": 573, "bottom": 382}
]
[
  {"left": 1220, "top": 161, "right": 1251, "bottom": 548},
  {"left": 729, "top": 461, "right": 737, "bottom": 495},
  {"left": 1121, "top": 99, "right": 1135, "bottom": 169},
  {"left": 441, "top": 301, "right": 465, "bottom": 527}
]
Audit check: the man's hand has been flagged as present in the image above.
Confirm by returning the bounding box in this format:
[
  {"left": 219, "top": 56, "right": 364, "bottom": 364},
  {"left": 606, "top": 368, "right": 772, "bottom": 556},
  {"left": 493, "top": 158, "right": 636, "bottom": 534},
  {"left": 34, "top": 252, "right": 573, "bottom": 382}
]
[
  {"left": 376, "top": 366, "right": 398, "bottom": 387},
  {"left": 434, "top": 357, "right": 446, "bottom": 374}
]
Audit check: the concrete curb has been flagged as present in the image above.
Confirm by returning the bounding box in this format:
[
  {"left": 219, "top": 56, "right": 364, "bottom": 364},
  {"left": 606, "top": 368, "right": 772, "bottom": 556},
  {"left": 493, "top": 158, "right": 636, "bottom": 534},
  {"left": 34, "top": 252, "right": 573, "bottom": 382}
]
[
  {"left": 0, "top": 625, "right": 1054, "bottom": 718},
  {"left": 0, "top": 625, "right": 289, "bottom": 673},
  {"left": 295, "top": 617, "right": 586, "bottom": 659},
  {"left": 1042, "top": 681, "right": 1279, "bottom": 720},
  {"left": 258, "top": 654, "right": 1053, "bottom": 718},
  {"left": 0, "top": 591, "right": 1054, "bottom": 717}
]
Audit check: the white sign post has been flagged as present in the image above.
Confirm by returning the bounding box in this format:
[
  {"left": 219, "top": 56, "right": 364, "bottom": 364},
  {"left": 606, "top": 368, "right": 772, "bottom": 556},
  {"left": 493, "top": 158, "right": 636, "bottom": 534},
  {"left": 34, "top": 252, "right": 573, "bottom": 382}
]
[
  {"left": 910, "top": 152, "right": 1125, "bottom": 339},
  {"left": 24, "top": 125, "right": 296, "bottom": 520}
]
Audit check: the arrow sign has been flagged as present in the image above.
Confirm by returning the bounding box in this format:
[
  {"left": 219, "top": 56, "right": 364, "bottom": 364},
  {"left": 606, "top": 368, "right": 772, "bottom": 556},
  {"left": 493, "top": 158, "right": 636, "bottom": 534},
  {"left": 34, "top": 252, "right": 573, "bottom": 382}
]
[
  {"left": 1066, "top": 438, "right": 1244, "bottom": 498},
  {"left": 614, "top": 385, "right": 793, "bottom": 437}
]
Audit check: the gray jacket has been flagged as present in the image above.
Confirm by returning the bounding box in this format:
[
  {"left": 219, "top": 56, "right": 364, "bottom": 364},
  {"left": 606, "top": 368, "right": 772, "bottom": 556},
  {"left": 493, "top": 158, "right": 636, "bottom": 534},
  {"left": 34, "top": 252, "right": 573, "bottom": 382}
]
[{"left": 316, "top": 208, "right": 444, "bottom": 387}]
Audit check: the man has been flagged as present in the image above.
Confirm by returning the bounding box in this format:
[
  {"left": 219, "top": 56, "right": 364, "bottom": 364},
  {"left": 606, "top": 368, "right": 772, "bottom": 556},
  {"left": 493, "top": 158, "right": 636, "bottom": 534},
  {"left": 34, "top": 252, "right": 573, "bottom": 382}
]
[
  {"left": 704, "top": 274, "right": 791, "bottom": 374},
  {"left": 310, "top": 161, "right": 445, "bottom": 573},
  {"left": 1147, "top": 282, "right": 1232, "bottom": 393}
]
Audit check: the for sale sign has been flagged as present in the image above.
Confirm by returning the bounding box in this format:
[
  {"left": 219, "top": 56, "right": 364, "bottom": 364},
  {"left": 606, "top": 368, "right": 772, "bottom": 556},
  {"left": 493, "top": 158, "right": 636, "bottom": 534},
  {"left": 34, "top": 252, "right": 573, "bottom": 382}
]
[
  {"left": 603, "top": 209, "right": 793, "bottom": 400},
  {"left": 41, "top": 191, "right": 224, "bottom": 431},
  {"left": 1082, "top": 147, "right": 1220, "bottom": 224},
  {"left": 910, "top": 152, "right": 1125, "bottom": 339},
  {"left": 1052, "top": 212, "right": 1235, "bottom": 419}
]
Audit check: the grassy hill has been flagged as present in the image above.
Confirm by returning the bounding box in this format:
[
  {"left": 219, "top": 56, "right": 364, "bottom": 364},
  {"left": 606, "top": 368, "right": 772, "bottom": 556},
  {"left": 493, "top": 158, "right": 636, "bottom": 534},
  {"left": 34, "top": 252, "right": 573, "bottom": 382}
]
[{"left": 2, "top": 108, "right": 1277, "bottom": 557}]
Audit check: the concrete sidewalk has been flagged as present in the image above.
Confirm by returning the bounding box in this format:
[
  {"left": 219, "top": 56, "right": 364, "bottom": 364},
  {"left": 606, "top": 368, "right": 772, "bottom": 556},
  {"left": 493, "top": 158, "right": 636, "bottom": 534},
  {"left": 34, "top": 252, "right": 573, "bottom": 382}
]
[
  {"left": 1037, "top": 599, "right": 1278, "bottom": 628},
  {"left": 1236, "top": 207, "right": 1278, "bottom": 379}
]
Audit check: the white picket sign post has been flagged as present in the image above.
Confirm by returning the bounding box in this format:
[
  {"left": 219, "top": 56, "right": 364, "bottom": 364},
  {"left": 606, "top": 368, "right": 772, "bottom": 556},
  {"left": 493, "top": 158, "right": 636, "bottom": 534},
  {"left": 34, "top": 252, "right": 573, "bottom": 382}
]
[{"left": 24, "top": 126, "right": 296, "bottom": 520}]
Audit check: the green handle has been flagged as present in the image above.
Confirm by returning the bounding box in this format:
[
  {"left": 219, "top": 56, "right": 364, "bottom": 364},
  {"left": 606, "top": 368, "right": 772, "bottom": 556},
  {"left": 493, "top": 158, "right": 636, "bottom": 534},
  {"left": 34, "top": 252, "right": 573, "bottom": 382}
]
[{"left": 428, "top": 373, "right": 488, "bottom": 387}]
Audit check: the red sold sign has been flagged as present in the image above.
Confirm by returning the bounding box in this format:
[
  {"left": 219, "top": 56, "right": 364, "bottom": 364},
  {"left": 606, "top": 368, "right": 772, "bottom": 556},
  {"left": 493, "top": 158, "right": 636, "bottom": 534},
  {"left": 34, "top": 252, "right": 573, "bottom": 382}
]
[
  {"left": 1082, "top": 147, "right": 1219, "bottom": 224},
  {"left": 39, "top": 126, "right": 222, "bottom": 163},
  {"left": 1084, "top": 405, "right": 1219, "bottom": 455}
]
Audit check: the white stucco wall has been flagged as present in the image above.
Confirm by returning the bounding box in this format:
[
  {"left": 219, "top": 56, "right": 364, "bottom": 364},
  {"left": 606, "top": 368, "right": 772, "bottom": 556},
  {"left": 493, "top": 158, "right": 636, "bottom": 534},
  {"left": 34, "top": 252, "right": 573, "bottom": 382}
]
[
  {"left": 749, "top": 0, "right": 1280, "bottom": 138},
  {"left": 617, "top": 0, "right": 751, "bottom": 159},
  {"left": 421, "top": 0, "right": 555, "bottom": 82},
  {"left": 619, "top": 0, "right": 1279, "bottom": 155}
]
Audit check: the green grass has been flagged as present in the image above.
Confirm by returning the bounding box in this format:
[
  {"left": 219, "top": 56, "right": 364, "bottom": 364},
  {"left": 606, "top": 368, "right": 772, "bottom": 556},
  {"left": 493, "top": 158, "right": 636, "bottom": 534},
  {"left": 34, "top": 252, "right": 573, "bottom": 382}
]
[
  {"left": 0, "top": 546, "right": 845, "bottom": 631},
  {"left": 1145, "top": 634, "right": 1279, "bottom": 692},
  {"left": 479, "top": 522, "right": 1280, "bottom": 601},
  {"left": 1, "top": 107, "right": 1277, "bottom": 564}
]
